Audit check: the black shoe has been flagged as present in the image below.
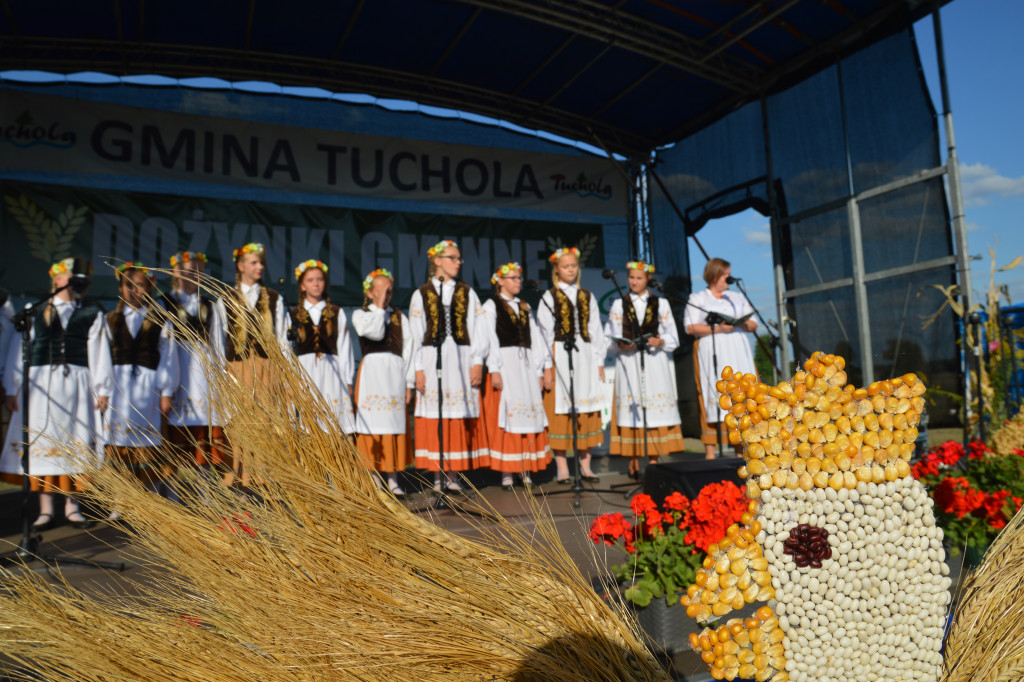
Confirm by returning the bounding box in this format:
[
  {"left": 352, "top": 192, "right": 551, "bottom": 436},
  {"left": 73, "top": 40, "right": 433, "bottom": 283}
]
[
  {"left": 556, "top": 477, "right": 571, "bottom": 485},
  {"left": 66, "top": 512, "right": 95, "bottom": 530},
  {"left": 629, "top": 470, "right": 642, "bottom": 481},
  {"left": 581, "top": 474, "right": 600, "bottom": 483},
  {"left": 32, "top": 513, "right": 54, "bottom": 530}
]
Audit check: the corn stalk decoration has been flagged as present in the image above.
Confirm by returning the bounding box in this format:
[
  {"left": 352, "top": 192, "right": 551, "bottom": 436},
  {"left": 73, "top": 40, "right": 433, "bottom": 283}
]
[{"left": 924, "top": 248, "right": 1024, "bottom": 436}]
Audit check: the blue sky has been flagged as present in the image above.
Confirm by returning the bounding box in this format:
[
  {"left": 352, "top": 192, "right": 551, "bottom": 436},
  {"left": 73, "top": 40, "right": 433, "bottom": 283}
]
[{"left": 691, "top": 0, "right": 1024, "bottom": 327}]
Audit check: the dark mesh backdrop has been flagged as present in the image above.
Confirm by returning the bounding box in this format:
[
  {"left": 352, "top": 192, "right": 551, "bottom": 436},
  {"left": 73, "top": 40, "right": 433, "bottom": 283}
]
[{"left": 650, "top": 28, "right": 960, "bottom": 430}]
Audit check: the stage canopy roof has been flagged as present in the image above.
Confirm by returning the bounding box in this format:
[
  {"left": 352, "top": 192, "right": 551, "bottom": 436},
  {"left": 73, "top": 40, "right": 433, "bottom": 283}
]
[{"left": 0, "top": 0, "right": 944, "bottom": 158}]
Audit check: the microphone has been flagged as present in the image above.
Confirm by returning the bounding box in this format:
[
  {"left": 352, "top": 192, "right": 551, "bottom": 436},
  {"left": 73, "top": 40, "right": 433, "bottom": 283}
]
[
  {"left": 648, "top": 279, "right": 663, "bottom": 290},
  {"left": 726, "top": 276, "right": 739, "bottom": 285},
  {"left": 523, "top": 279, "right": 543, "bottom": 291},
  {"left": 69, "top": 258, "right": 92, "bottom": 293},
  {"left": 601, "top": 269, "right": 616, "bottom": 279}
]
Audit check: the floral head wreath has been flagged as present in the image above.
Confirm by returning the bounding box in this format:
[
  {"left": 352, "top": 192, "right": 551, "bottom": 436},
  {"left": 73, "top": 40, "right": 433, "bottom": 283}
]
[
  {"left": 626, "top": 260, "right": 655, "bottom": 274},
  {"left": 232, "top": 243, "right": 265, "bottom": 261},
  {"left": 115, "top": 261, "right": 154, "bottom": 282},
  {"left": 491, "top": 262, "right": 522, "bottom": 285},
  {"left": 49, "top": 257, "right": 89, "bottom": 279},
  {"left": 295, "top": 259, "right": 328, "bottom": 282},
  {"left": 549, "top": 247, "right": 580, "bottom": 263},
  {"left": 362, "top": 268, "right": 394, "bottom": 293},
  {"left": 169, "top": 251, "right": 208, "bottom": 267},
  {"left": 427, "top": 240, "right": 458, "bottom": 258}
]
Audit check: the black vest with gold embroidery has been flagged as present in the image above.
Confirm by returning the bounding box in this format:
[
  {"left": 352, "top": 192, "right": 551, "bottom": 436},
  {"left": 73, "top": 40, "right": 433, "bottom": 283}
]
[
  {"left": 30, "top": 301, "right": 104, "bottom": 368},
  {"left": 358, "top": 307, "right": 404, "bottom": 357},
  {"left": 419, "top": 280, "right": 471, "bottom": 346},
  {"left": 290, "top": 303, "right": 339, "bottom": 356},
  {"left": 160, "top": 293, "right": 213, "bottom": 342},
  {"left": 224, "top": 287, "right": 279, "bottom": 362},
  {"left": 107, "top": 305, "right": 163, "bottom": 371},
  {"left": 621, "top": 294, "right": 660, "bottom": 341},
  {"left": 549, "top": 286, "right": 591, "bottom": 343},
  {"left": 492, "top": 296, "right": 531, "bottom": 348}
]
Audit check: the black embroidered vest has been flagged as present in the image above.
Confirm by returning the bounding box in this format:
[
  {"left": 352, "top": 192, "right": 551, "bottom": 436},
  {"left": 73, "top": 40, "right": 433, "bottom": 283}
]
[
  {"left": 493, "top": 296, "right": 531, "bottom": 348},
  {"left": 419, "top": 280, "right": 471, "bottom": 346},
  {"left": 160, "top": 293, "right": 213, "bottom": 342},
  {"left": 549, "top": 286, "right": 591, "bottom": 343},
  {"left": 224, "top": 287, "right": 279, "bottom": 362},
  {"left": 358, "top": 308, "right": 404, "bottom": 357},
  {"left": 621, "top": 294, "right": 660, "bottom": 341},
  {"left": 291, "top": 303, "right": 339, "bottom": 356},
  {"left": 107, "top": 305, "right": 163, "bottom": 371},
  {"left": 30, "top": 301, "right": 103, "bottom": 368}
]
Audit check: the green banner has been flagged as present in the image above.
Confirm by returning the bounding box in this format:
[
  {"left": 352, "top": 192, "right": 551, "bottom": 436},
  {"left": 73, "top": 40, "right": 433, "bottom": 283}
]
[{"left": 0, "top": 181, "right": 604, "bottom": 307}]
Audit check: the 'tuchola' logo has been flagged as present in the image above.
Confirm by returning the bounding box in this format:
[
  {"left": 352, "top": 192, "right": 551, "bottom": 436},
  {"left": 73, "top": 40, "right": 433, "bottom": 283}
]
[
  {"left": 1, "top": 110, "right": 77, "bottom": 148},
  {"left": 549, "top": 172, "right": 613, "bottom": 200}
]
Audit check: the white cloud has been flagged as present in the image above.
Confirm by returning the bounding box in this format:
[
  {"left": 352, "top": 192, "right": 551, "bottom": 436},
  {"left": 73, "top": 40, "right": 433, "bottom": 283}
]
[
  {"left": 744, "top": 223, "right": 772, "bottom": 245},
  {"left": 960, "top": 162, "right": 1024, "bottom": 206},
  {"left": 966, "top": 221, "right": 983, "bottom": 232}
]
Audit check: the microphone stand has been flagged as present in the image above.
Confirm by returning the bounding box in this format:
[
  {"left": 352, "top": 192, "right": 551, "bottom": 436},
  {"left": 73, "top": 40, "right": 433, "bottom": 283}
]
[
  {"left": 654, "top": 286, "right": 729, "bottom": 459},
  {"left": 432, "top": 276, "right": 450, "bottom": 508},
  {"left": 730, "top": 278, "right": 781, "bottom": 378},
  {"left": 534, "top": 284, "right": 619, "bottom": 508},
  {"left": 278, "top": 277, "right": 298, "bottom": 354},
  {"left": 2, "top": 284, "right": 125, "bottom": 570},
  {"left": 604, "top": 273, "right": 657, "bottom": 497},
  {"left": 703, "top": 310, "right": 727, "bottom": 460}
]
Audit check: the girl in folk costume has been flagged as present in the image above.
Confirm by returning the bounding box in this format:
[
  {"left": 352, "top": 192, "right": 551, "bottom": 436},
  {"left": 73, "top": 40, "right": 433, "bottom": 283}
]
[
  {"left": 605, "top": 260, "right": 685, "bottom": 479},
  {"left": 352, "top": 268, "right": 414, "bottom": 497},
  {"left": 481, "top": 262, "right": 552, "bottom": 489},
  {"left": 216, "top": 242, "right": 288, "bottom": 484},
  {"left": 290, "top": 259, "right": 355, "bottom": 434},
  {"left": 409, "top": 240, "right": 490, "bottom": 492},
  {"left": 536, "top": 247, "right": 607, "bottom": 484},
  {"left": 104, "top": 263, "right": 180, "bottom": 499},
  {"left": 161, "top": 251, "right": 230, "bottom": 477},
  {"left": 683, "top": 257, "right": 758, "bottom": 459},
  {"left": 216, "top": 242, "right": 289, "bottom": 384},
  {"left": 1, "top": 258, "right": 113, "bottom": 529}
]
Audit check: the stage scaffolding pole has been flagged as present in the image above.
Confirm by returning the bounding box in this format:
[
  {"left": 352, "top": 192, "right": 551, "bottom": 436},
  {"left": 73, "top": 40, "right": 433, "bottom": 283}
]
[
  {"left": 762, "top": 95, "right": 786, "bottom": 384},
  {"left": 933, "top": 2, "right": 976, "bottom": 441}
]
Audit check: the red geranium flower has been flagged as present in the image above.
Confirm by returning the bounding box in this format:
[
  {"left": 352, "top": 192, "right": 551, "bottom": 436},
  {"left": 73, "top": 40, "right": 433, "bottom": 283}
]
[
  {"left": 630, "top": 493, "right": 658, "bottom": 517},
  {"left": 588, "top": 512, "right": 629, "bottom": 545},
  {"left": 664, "top": 491, "right": 690, "bottom": 512}
]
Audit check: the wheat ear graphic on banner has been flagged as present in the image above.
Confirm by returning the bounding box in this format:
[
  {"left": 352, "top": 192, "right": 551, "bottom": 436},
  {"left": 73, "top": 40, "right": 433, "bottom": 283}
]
[
  {"left": 547, "top": 233, "right": 598, "bottom": 266},
  {"left": 4, "top": 194, "right": 88, "bottom": 265}
]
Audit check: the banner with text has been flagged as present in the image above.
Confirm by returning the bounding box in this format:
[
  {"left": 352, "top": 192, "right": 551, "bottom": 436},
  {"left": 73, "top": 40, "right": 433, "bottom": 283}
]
[
  {"left": 0, "top": 181, "right": 604, "bottom": 306},
  {"left": 0, "top": 90, "right": 627, "bottom": 219}
]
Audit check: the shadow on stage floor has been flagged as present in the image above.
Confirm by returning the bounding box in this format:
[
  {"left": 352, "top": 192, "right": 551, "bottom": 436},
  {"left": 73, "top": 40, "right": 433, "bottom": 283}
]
[{"left": 0, "top": 451, "right": 751, "bottom": 681}]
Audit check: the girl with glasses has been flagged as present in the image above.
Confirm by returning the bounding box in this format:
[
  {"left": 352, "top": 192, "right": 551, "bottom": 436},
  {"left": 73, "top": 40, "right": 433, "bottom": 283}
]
[
  {"left": 408, "top": 240, "right": 490, "bottom": 493},
  {"left": 480, "top": 262, "right": 552, "bottom": 490}
]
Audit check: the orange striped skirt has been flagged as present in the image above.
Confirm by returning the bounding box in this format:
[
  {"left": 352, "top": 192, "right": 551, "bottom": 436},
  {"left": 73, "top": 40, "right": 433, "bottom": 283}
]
[
  {"left": 542, "top": 384, "right": 603, "bottom": 454},
  {"left": 480, "top": 374, "right": 551, "bottom": 473},
  {"left": 413, "top": 413, "right": 490, "bottom": 472},
  {"left": 356, "top": 433, "right": 412, "bottom": 473},
  {"left": 0, "top": 472, "right": 88, "bottom": 493}
]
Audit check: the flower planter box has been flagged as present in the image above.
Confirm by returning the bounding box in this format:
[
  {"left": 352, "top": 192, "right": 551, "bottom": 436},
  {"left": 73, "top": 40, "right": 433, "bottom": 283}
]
[{"left": 627, "top": 597, "right": 690, "bottom": 654}]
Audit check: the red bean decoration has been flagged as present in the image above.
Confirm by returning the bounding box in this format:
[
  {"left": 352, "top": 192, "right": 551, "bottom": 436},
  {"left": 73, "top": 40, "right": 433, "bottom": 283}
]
[{"left": 782, "top": 523, "right": 831, "bottom": 567}]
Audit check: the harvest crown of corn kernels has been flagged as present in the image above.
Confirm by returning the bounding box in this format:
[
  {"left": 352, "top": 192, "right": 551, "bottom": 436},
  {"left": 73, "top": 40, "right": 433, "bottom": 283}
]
[{"left": 683, "top": 352, "right": 951, "bottom": 682}]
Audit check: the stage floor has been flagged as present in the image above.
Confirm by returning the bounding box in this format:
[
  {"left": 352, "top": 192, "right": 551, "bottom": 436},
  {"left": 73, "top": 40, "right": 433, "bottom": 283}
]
[{"left": 0, "top": 450, "right": 970, "bottom": 681}]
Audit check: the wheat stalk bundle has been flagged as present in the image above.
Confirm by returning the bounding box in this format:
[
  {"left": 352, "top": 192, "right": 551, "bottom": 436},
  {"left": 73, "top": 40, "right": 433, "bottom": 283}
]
[
  {"left": 0, "top": 274, "right": 665, "bottom": 681},
  {"left": 941, "top": 505, "right": 1024, "bottom": 682}
]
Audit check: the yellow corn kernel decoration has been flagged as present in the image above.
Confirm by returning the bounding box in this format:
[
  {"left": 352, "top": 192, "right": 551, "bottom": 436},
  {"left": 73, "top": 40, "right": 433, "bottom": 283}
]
[{"left": 684, "top": 353, "right": 951, "bottom": 682}]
